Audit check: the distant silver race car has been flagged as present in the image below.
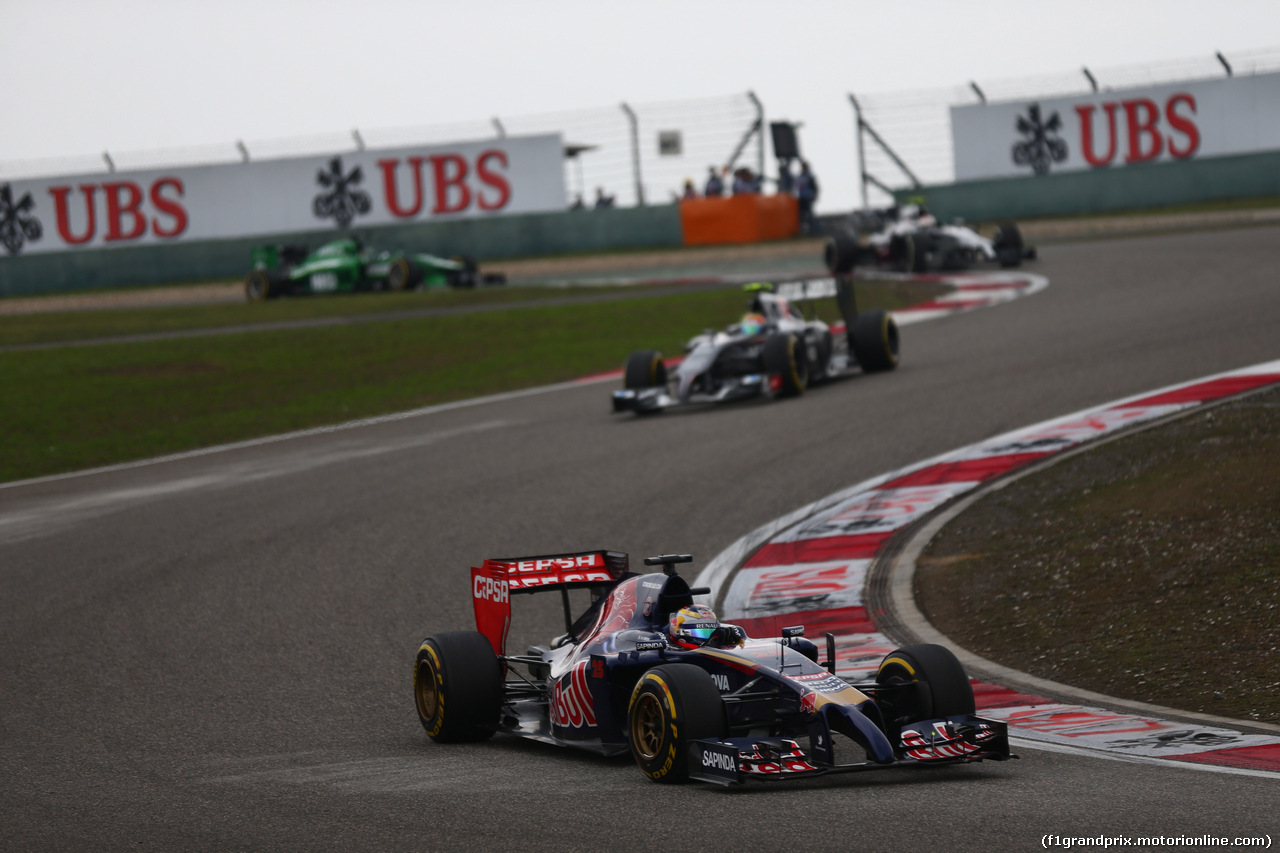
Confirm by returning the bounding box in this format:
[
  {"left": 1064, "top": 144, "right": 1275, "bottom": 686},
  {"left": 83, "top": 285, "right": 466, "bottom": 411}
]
[
  {"left": 825, "top": 204, "right": 1035, "bottom": 274},
  {"left": 611, "top": 278, "right": 898, "bottom": 415}
]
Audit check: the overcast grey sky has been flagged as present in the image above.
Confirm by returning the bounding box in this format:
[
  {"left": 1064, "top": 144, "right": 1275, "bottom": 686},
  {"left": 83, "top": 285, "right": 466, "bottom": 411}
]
[{"left": 5, "top": 0, "right": 1279, "bottom": 211}]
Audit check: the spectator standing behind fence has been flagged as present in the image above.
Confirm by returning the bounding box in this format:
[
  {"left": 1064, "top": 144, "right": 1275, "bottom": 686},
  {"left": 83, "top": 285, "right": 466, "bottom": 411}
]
[
  {"left": 776, "top": 158, "right": 795, "bottom": 196},
  {"left": 595, "top": 187, "right": 615, "bottom": 209},
  {"left": 704, "top": 166, "right": 724, "bottom": 197},
  {"left": 795, "top": 161, "right": 819, "bottom": 233},
  {"left": 732, "top": 167, "right": 761, "bottom": 195},
  {"left": 681, "top": 178, "right": 698, "bottom": 200}
]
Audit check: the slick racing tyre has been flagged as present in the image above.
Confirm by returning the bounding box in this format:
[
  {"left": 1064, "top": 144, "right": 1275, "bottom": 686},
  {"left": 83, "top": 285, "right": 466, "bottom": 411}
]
[
  {"left": 386, "top": 257, "right": 413, "bottom": 291},
  {"left": 624, "top": 350, "right": 668, "bottom": 390},
  {"left": 244, "top": 269, "right": 284, "bottom": 302},
  {"left": 762, "top": 333, "right": 808, "bottom": 396},
  {"left": 824, "top": 230, "right": 860, "bottom": 274},
  {"left": 849, "top": 309, "right": 899, "bottom": 373},
  {"left": 888, "top": 233, "right": 924, "bottom": 273},
  {"left": 414, "top": 631, "right": 502, "bottom": 743},
  {"left": 628, "top": 665, "right": 726, "bottom": 784},
  {"left": 875, "top": 644, "right": 975, "bottom": 734},
  {"left": 993, "top": 223, "right": 1024, "bottom": 268}
]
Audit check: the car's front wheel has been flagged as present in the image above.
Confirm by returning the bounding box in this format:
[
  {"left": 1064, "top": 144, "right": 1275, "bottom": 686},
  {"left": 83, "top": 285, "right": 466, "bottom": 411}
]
[
  {"left": 624, "top": 349, "right": 667, "bottom": 390},
  {"left": 875, "top": 644, "right": 975, "bottom": 738},
  {"left": 414, "top": 631, "right": 502, "bottom": 743},
  {"left": 628, "top": 665, "right": 725, "bottom": 783},
  {"left": 762, "top": 333, "right": 808, "bottom": 396}
]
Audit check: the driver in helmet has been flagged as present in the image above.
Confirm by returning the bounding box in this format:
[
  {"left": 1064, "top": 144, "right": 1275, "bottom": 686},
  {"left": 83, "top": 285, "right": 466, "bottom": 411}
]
[
  {"left": 667, "top": 604, "right": 745, "bottom": 649},
  {"left": 738, "top": 312, "right": 767, "bottom": 336}
]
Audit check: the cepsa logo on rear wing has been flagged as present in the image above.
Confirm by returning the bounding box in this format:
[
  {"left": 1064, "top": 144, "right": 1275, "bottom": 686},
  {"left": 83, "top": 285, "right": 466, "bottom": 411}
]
[
  {"left": 491, "top": 552, "right": 625, "bottom": 590},
  {"left": 470, "top": 550, "right": 629, "bottom": 656}
]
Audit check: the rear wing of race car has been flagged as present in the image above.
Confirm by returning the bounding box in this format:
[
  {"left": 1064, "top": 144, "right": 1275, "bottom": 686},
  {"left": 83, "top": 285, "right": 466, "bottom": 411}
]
[
  {"left": 772, "top": 276, "right": 861, "bottom": 343},
  {"left": 470, "top": 550, "right": 630, "bottom": 656}
]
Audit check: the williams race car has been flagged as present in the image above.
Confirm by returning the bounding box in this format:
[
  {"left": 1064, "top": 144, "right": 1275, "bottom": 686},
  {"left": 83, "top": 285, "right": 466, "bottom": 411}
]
[
  {"left": 244, "top": 238, "right": 505, "bottom": 301},
  {"left": 824, "top": 203, "right": 1035, "bottom": 274},
  {"left": 413, "top": 550, "right": 1013, "bottom": 785},
  {"left": 611, "top": 278, "right": 899, "bottom": 415}
]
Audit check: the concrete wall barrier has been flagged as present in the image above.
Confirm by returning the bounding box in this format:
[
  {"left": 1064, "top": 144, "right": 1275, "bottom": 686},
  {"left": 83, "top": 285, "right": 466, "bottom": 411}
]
[
  {"left": 0, "top": 204, "right": 685, "bottom": 297},
  {"left": 898, "top": 149, "right": 1280, "bottom": 223}
]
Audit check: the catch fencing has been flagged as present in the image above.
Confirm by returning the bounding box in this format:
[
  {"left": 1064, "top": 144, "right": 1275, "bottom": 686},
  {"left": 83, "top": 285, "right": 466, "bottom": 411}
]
[{"left": 0, "top": 92, "right": 765, "bottom": 212}]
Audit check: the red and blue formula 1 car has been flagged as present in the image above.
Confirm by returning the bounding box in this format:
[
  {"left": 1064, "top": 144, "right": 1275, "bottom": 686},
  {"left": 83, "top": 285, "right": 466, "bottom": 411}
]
[{"left": 413, "top": 550, "right": 1013, "bottom": 784}]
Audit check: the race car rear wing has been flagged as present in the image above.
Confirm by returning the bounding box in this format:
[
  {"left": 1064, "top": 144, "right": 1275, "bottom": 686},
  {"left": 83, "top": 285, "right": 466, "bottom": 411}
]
[
  {"left": 772, "top": 276, "right": 860, "bottom": 344},
  {"left": 471, "top": 550, "right": 630, "bottom": 656}
]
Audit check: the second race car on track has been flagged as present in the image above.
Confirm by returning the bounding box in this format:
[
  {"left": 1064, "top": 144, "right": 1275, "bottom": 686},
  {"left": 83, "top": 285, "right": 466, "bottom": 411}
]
[
  {"left": 413, "top": 550, "right": 1013, "bottom": 785},
  {"left": 611, "top": 278, "right": 899, "bottom": 415},
  {"left": 244, "top": 238, "right": 505, "bottom": 301},
  {"left": 824, "top": 203, "right": 1035, "bottom": 274}
]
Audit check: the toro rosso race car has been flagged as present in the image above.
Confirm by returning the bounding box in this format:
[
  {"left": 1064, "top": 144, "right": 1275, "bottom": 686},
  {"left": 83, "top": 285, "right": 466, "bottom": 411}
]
[
  {"left": 413, "top": 550, "right": 1013, "bottom": 785},
  {"left": 824, "top": 203, "right": 1035, "bottom": 274},
  {"left": 611, "top": 278, "right": 899, "bottom": 415}
]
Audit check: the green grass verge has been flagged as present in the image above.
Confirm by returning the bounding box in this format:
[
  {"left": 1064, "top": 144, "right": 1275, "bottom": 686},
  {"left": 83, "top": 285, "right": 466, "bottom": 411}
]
[
  {"left": 0, "top": 284, "right": 647, "bottom": 348},
  {"left": 2, "top": 280, "right": 940, "bottom": 483}
]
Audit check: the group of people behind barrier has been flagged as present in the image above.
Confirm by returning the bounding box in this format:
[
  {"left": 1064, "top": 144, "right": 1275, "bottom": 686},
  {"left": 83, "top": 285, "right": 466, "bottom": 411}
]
[{"left": 681, "top": 159, "right": 819, "bottom": 234}]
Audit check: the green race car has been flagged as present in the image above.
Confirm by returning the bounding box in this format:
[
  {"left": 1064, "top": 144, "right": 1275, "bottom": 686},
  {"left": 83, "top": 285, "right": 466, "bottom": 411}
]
[{"left": 244, "top": 239, "right": 504, "bottom": 301}]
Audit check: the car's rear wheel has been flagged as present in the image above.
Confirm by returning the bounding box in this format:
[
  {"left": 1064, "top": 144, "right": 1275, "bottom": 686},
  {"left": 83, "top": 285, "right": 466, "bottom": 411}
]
[
  {"left": 414, "top": 631, "right": 502, "bottom": 743},
  {"left": 762, "top": 333, "right": 808, "bottom": 396},
  {"left": 624, "top": 350, "right": 667, "bottom": 390},
  {"left": 849, "top": 309, "right": 899, "bottom": 372},
  {"left": 994, "top": 223, "right": 1024, "bottom": 268},
  {"left": 628, "top": 664, "right": 725, "bottom": 783},
  {"left": 875, "top": 644, "right": 975, "bottom": 735}
]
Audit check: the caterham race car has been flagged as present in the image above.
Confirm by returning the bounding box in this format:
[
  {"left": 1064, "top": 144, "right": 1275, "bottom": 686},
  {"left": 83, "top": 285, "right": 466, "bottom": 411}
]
[
  {"left": 244, "top": 238, "right": 504, "bottom": 301},
  {"left": 413, "top": 550, "right": 1013, "bottom": 785},
  {"left": 824, "top": 203, "right": 1035, "bottom": 274},
  {"left": 611, "top": 278, "right": 899, "bottom": 415}
]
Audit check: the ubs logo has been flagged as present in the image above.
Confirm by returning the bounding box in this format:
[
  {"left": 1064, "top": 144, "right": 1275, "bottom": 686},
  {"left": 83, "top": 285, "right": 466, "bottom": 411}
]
[
  {"left": 0, "top": 183, "right": 42, "bottom": 255},
  {"left": 1012, "top": 104, "right": 1069, "bottom": 175},
  {"left": 313, "top": 156, "right": 371, "bottom": 229}
]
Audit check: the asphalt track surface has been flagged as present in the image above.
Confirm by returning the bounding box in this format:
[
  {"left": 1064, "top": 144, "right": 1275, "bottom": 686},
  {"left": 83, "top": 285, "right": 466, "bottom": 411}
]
[{"left": 3, "top": 226, "right": 1279, "bottom": 851}]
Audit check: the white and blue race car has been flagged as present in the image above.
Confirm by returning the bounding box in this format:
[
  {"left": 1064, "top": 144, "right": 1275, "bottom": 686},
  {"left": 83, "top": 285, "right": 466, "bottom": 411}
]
[{"left": 611, "top": 278, "right": 899, "bottom": 415}]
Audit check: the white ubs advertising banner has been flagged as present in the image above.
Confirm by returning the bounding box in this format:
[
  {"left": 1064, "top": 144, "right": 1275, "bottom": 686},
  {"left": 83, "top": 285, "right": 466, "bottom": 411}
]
[
  {"left": 0, "top": 133, "right": 565, "bottom": 257},
  {"left": 951, "top": 72, "right": 1280, "bottom": 181}
]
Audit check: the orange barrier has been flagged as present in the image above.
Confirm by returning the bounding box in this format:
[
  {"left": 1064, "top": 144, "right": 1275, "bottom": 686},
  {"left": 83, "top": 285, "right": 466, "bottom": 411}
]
[{"left": 679, "top": 194, "right": 799, "bottom": 246}]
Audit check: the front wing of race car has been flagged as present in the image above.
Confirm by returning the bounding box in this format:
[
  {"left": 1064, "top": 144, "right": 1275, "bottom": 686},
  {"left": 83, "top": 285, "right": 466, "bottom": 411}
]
[
  {"left": 611, "top": 373, "right": 768, "bottom": 413},
  {"left": 688, "top": 714, "right": 1013, "bottom": 785}
]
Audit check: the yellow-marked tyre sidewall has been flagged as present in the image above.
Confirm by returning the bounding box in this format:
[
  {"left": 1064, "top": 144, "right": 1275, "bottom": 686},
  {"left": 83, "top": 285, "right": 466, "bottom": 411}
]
[
  {"left": 628, "top": 673, "right": 680, "bottom": 782},
  {"left": 851, "top": 309, "right": 900, "bottom": 373},
  {"left": 412, "top": 631, "right": 502, "bottom": 743},
  {"left": 245, "top": 270, "right": 271, "bottom": 302},
  {"left": 763, "top": 333, "right": 807, "bottom": 397},
  {"left": 388, "top": 257, "right": 411, "bottom": 291},
  {"left": 626, "top": 664, "right": 725, "bottom": 784},
  {"left": 414, "top": 643, "right": 446, "bottom": 738}
]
